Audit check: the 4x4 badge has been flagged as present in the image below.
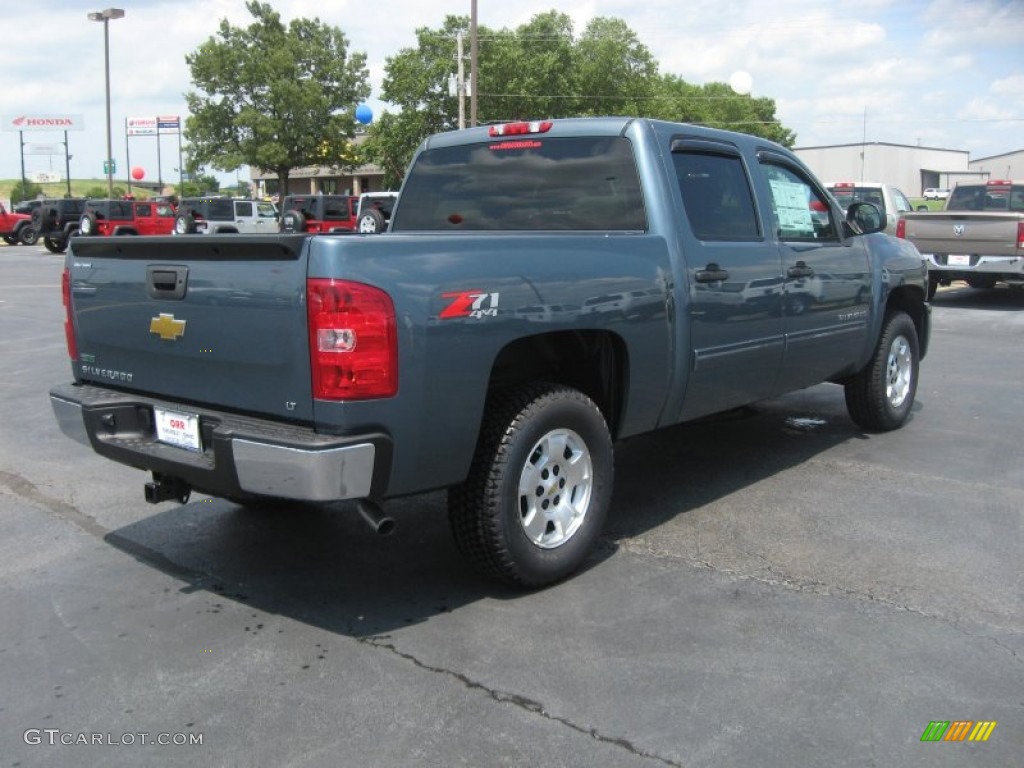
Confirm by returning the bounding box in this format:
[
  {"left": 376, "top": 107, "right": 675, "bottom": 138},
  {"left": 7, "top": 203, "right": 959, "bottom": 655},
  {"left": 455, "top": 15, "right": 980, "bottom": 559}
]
[{"left": 150, "top": 313, "right": 186, "bottom": 341}]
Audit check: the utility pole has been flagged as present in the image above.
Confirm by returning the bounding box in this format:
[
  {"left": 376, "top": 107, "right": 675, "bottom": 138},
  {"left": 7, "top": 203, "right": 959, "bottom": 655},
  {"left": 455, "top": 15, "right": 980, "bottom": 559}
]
[
  {"left": 470, "top": 0, "right": 478, "bottom": 127},
  {"left": 457, "top": 31, "right": 466, "bottom": 130}
]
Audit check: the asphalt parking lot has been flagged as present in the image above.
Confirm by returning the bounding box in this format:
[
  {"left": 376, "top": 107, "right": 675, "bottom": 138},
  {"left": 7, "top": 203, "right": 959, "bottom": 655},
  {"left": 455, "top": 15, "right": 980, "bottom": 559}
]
[{"left": 1, "top": 242, "right": 1021, "bottom": 767}]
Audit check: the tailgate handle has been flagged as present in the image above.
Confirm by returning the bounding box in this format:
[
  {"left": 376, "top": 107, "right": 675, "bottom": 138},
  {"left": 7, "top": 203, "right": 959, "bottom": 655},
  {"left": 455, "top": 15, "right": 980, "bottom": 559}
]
[{"left": 147, "top": 265, "right": 189, "bottom": 300}]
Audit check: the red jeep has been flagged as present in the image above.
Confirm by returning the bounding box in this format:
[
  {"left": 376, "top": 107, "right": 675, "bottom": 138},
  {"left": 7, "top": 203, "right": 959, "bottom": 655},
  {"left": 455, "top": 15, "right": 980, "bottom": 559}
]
[
  {"left": 1, "top": 202, "right": 36, "bottom": 245},
  {"left": 279, "top": 194, "right": 358, "bottom": 233},
  {"left": 79, "top": 199, "right": 177, "bottom": 237}
]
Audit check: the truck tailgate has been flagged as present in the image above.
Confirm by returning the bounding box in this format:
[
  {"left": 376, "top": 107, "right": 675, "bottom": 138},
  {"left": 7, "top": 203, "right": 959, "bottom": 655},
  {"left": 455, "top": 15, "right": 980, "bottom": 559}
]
[
  {"left": 904, "top": 213, "right": 1022, "bottom": 256},
  {"left": 67, "top": 236, "right": 314, "bottom": 421}
]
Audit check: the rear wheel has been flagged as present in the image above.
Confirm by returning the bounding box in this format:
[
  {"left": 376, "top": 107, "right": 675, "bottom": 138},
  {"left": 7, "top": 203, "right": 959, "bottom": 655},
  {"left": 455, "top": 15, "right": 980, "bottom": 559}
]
[
  {"left": 79, "top": 212, "right": 98, "bottom": 236},
  {"left": 19, "top": 226, "right": 38, "bottom": 246},
  {"left": 174, "top": 213, "right": 196, "bottom": 235},
  {"left": 965, "top": 275, "right": 997, "bottom": 290},
  {"left": 926, "top": 274, "right": 939, "bottom": 301},
  {"left": 357, "top": 208, "right": 385, "bottom": 233},
  {"left": 280, "top": 209, "right": 306, "bottom": 233},
  {"left": 448, "top": 383, "right": 613, "bottom": 587},
  {"left": 43, "top": 237, "right": 67, "bottom": 254},
  {"left": 844, "top": 310, "right": 919, "bottom": 431}
]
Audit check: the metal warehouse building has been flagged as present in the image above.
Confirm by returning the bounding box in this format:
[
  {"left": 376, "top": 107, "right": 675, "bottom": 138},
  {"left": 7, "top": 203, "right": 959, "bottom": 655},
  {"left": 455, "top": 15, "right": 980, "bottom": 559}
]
[{"left": 794, "top": 142, "right": 978, "bottom": 198}]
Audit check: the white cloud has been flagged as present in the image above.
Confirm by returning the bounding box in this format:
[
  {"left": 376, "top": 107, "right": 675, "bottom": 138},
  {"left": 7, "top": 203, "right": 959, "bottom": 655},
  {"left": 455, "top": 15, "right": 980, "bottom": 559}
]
[{"left": 1, "top": 0, "right": 1021, "bottom": 184}]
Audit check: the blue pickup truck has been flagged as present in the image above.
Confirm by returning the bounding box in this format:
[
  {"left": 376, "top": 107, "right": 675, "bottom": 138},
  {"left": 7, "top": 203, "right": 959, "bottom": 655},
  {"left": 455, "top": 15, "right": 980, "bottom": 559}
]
[{"left": 50, "top": 117, "right": 930, "bottom": 587}]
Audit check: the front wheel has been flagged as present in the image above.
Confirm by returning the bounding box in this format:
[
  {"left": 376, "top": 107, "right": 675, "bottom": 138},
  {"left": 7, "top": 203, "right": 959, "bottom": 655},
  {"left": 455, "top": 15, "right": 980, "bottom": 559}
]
[
  {"left": 844, "top": 310, "right": 919, "bottom": 431},
  {"left": 43, "top": 237, "right": 66, "bottom": 254},
  {"left": 448, "top": 383, "right": 614, "bottom": 587},
  {"left": 2, "top": 235, "right": 16, "bottom": 246},
  {"left": 19, "top": 226, "right": 38, "bottom": 245}
]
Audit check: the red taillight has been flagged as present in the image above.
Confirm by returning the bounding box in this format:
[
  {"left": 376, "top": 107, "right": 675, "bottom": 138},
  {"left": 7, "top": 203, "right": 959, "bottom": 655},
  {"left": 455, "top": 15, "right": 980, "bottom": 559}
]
[
  {"left": 1018, "top": 221, "right": 1024, "bottom": 250},
  {"left": 307, "top": 279, "right": 397, "bottom": 400},
  {"left": 62, "top": 267, "right": 78, "bottom": 361},
  {"left": 896, "top": 218, "right": 906, "bottom": 239}
]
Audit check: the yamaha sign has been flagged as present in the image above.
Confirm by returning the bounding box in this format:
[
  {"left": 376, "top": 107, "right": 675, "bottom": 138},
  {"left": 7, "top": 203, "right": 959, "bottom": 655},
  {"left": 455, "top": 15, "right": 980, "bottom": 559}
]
[{"left": 3, "top": 114, "right": 84, "bottom": 132}]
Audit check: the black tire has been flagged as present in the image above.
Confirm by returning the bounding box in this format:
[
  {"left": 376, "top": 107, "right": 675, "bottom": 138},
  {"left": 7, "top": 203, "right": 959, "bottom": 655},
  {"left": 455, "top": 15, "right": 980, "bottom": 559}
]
[
  {"left": 926, "top": 274, "right": 938, "bottom": 301},
  {"left": 43, "top": 237, "right": 67, "bottom": 254},
  {"left": 18, "top": 225, "right": 38, "bottom": 246},
  {"left": 357, "top": 208, "right": 385, "bottom": 233},
  {"left": 448, "top": 383, "right": 613, "bottom": 587},
  {"left": 2, "top": 235, "right": 16, "bottom": 246},
  {"left": 31, "top": 205, "right": 55, "bottom": 236},
  {"left": 280, "top": 209, "right": 307, "bottom": 233},
  {"left": 964, "top": 275, "right": 997, "bottom": 290},
  {"left": 79, "top": 212, "right": 98, "bottom": 236},
  {"left": 174, "top": 212, "right": 196, "bottom": 235},
  {"left": 844, "top": 310, "right": 919, "bottom": 432}
]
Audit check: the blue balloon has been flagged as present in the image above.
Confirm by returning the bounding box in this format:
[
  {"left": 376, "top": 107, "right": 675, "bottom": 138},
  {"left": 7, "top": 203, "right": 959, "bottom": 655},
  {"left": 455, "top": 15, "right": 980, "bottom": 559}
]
[{"left": 355, "top": 104, "right": 373, "bottom": 125}]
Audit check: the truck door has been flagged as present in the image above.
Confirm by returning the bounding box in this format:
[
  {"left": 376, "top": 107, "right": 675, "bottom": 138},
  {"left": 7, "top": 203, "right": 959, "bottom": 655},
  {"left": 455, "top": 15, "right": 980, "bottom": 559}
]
[
  {"left": 672, "top": 141, "right": 786, "bottom": 421},
  {"left": 755, "top": 153, "right": 871, "bottom": 392}
]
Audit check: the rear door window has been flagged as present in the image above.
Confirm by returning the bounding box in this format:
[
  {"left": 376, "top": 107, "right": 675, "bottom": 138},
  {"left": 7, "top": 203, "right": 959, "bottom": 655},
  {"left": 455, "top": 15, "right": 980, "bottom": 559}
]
[
  {"left": 392, "top": 136, "right": 645, "bottom": 231},
  {"left": 673, "top": 149, "right": 760, "bottom": 241}
]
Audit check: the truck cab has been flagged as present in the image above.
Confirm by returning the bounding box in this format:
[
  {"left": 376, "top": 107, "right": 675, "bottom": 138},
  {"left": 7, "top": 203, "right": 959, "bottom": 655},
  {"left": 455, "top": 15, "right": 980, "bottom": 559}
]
[{"left": 826, "top": 181, "right": 914, "bottom": 236}]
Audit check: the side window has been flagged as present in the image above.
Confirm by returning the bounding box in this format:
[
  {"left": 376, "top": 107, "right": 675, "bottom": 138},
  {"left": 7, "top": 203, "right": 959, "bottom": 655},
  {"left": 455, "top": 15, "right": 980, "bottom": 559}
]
[
  {"left": 893, "top": 189, "right": 912, "bottom": 213},
  {"left": 135, "top": 203, "right": 152, "bottom": 217},
  {"left": 235, "top": 201, "right": 253, "bottom": 217},
  {"left": 1010, "top": 187, "right": 1024, "bottom": 212},
  {"left": 758, "top": 161, "right": 837, "bottom": 241},
  {"left": 673, "top": 150, "right": 760, "bottom": 241}
]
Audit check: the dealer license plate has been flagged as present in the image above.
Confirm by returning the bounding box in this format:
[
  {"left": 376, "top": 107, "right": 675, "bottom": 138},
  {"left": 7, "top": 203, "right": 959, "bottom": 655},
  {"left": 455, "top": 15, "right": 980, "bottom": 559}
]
[
  {"left": 947, "top": 254, "right": 971, "bottom": 266},
  {"left": 154, "top": 407, "right": 201, "bottom": 452}
]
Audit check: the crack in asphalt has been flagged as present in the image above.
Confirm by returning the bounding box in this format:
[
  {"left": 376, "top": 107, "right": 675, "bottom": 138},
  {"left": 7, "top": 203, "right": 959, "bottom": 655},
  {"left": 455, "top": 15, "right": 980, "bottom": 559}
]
[
  {"left": 359, "top": 634, "right": 683, "bottom": 768},
  {"left": 615, "top": 536, "right": 1023, "bottom": 668}
]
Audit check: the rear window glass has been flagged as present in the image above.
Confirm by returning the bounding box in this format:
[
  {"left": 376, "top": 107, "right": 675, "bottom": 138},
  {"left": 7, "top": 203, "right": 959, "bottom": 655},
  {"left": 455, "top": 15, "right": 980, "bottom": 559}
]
[
  {"left": 828, "top": 185, "right": 888, "bottom": 216},
  {"left": 947, "top": 184, "right": 1024, "bottom": 211},
  {"left": 392, "top": 136, "right": 645, "bottom": 231}
]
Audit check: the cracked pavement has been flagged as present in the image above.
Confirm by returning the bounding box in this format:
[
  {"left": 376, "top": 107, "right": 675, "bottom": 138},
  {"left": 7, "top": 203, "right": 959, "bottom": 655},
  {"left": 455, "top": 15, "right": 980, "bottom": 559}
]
[{"left": 1, "top": 248, "right": 1021, "bottom": 766}]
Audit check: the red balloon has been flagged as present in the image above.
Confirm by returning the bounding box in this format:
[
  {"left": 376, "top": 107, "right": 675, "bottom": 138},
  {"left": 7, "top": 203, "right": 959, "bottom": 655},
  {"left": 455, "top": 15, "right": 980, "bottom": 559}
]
[{"left": 131, "top": 166, "right": 145, "bottom": 180}]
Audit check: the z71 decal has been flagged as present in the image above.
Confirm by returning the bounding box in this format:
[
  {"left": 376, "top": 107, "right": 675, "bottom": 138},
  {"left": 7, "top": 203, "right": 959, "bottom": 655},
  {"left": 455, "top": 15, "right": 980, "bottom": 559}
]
[{"left": 440, "top": 290, "right": 500, "bottom": 319}]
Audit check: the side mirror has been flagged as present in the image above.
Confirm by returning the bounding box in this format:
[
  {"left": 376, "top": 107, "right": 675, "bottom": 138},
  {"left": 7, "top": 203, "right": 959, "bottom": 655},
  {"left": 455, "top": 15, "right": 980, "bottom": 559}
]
[{"left": 846, "top": 201, "right": 884, "bottom": 235}]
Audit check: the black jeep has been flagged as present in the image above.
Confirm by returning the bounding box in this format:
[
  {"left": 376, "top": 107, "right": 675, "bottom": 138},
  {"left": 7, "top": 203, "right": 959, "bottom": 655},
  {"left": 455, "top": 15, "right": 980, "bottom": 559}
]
[{"left": 30, "top": 198, "right": 88, "bottom": 253}]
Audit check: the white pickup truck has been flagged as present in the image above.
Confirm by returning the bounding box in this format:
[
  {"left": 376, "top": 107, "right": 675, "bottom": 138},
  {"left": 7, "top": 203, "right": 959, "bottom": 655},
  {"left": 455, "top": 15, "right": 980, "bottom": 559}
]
[
  {"left": 900, "top": 179, "right": 1024, "bottom": 298},
  {"left": 825, "top": 182, "right": 915, "bottom": 237}
]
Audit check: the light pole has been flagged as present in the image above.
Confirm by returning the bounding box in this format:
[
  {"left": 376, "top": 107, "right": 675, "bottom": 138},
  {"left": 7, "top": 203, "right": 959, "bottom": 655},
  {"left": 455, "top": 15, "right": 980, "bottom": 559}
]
[{"left": 88, "top": 8, "right": 125, "bottom": 199}]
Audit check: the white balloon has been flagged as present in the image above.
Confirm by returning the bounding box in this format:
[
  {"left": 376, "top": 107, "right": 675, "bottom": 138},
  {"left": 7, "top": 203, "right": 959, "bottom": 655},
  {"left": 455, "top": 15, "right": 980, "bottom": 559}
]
[{"left": 729, "top": 70, "right": 753, "bottom": 95}]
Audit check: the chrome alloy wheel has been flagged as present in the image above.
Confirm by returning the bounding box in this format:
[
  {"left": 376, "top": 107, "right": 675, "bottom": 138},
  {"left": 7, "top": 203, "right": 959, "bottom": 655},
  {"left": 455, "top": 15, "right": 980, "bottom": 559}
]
[
  {"left": 517, "top": 428, "right": 593, "bottom": 549},
  {"left": 886, "top": 334, "right": 913, "bottom": 408}
]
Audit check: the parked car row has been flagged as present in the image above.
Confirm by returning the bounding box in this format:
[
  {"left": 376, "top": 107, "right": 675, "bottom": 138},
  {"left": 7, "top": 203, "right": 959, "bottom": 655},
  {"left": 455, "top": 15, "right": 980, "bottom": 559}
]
[{"left": 4, "top": 190, "right": 401, "bottom": 252}]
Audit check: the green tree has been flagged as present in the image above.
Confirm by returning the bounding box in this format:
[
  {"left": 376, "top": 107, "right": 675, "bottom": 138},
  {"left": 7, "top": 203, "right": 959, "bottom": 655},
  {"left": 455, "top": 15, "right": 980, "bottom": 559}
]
[
  {"left": 8, "top": 180, "right": 42, "bottom": 204},
  {"left": 184, "top": 1, "right": 370, "bottom": 194},
  {"left": 366, "top": 11, "right": 795, "bottom": 186},
  {"left": 653, "top": 75, "right": 795, "bottom": 146}
]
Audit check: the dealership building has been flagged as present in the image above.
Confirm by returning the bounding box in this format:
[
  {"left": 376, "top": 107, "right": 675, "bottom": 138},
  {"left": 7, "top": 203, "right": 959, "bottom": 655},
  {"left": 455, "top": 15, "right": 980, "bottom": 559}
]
[{"left": 795, "top": 142, "right": 1024, "bottom": 198}]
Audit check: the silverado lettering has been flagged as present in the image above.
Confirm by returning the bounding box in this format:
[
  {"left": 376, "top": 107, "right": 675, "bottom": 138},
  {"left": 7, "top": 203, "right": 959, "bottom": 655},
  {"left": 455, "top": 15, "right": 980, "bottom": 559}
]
[{"left": 50, "top": 117, "right": 931, "bottom": 588}]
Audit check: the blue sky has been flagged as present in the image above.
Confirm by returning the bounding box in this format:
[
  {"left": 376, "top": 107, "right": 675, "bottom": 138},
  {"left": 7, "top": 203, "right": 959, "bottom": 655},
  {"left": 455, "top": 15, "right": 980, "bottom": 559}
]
[{"left": 1, "top": 0, "right": 1021, "bottom": 187}]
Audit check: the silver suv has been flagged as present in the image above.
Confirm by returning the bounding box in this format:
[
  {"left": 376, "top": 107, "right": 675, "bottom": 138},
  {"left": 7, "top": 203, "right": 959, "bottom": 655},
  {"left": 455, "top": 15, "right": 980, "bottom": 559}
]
[{"left": 174, "top": 197, "right": 278, "bottom": 235}]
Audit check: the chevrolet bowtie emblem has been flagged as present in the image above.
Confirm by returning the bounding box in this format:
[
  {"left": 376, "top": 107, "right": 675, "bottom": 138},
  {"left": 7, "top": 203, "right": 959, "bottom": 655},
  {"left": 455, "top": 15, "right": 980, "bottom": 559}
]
[{"left": 150, "top": 313, "right": 186, "bottom": 341}]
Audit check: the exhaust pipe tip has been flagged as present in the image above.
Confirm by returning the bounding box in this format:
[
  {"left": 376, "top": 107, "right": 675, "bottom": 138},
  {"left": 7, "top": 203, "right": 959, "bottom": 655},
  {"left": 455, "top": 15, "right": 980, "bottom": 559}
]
[{"left": 355, "top": 500, "right": 395, "bottom": 536}]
